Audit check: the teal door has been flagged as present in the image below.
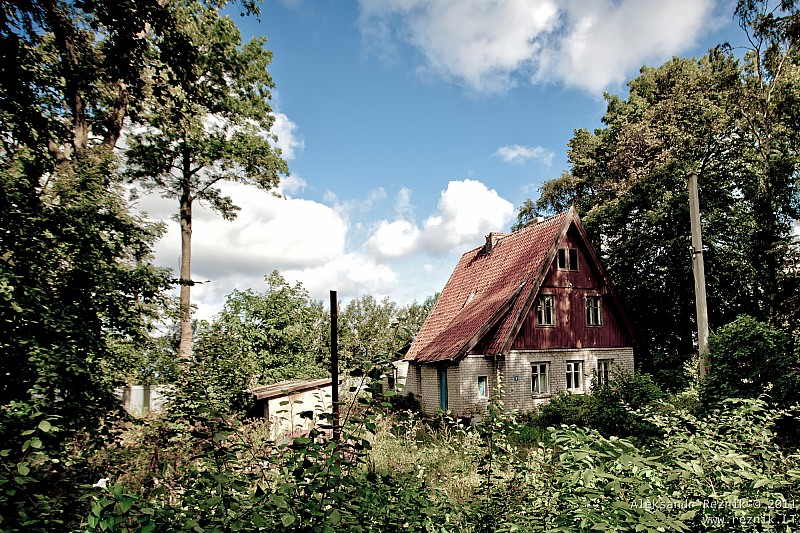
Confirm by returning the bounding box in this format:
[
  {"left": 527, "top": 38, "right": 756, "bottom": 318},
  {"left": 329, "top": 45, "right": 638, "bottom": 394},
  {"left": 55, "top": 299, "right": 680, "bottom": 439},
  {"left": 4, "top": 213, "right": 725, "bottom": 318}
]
[{"left": 438, "top": 368, "right": 448, "bottom": 411}]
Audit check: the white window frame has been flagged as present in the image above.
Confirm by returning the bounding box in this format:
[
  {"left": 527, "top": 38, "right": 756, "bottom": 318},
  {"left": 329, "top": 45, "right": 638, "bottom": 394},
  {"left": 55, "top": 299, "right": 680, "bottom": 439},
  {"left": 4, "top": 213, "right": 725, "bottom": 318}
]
[
  {"left": 596, "top": 359, "right": 612, "bottom": 387},
  {"left": 557, "top": 248, "right": 579, "bottom": 271},
  {"left": 566, "top": 361, "right": 583, "bottom": 392},
  {"left": 532, "top": 362, "right": 550, "bottom": 394},
  {"left": 586, "top": 295, "right": 602, "bottom": 327},
  {"left": 477, "top": 375, "right": 489, "bottom": 398},
  {"left": 536, "top": 294, "right": 555, "bottom": 327}
]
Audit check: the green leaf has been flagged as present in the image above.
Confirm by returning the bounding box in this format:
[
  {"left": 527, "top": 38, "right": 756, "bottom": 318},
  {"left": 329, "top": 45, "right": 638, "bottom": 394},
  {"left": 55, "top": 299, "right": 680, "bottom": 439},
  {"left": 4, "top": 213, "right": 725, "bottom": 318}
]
[
  {"left": 17, "top": 463, "right": 30, "bottom": 476},
  {"left": 281, "top": 513, "right": 295, "bottom": 527},
  {"left": 329, "top": 508, "right": 342, "bottom": 526},
  {"left": 37, "top": 420, "right": 52, "bottom": 432}
]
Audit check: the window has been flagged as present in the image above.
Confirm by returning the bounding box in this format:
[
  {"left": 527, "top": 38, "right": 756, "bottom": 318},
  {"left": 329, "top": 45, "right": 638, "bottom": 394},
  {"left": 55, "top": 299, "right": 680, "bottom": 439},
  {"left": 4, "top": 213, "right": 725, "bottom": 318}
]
[
  {"left": 586, "top": 296, "right": 602, "bottom": 326},
  {"left": 532, "top": 363, "right": 549, "bottom": 393},
  {"left": 597, "top": 359, "right": 612, "bottom": 387},
  {"left": 566, "top": 361, "right": 583, "bottom": 391},
  {"left": 536, "top": 295, "right": 555, "bottom": 326},
  {"left": 477, "top": 376, "right": 488, "bottom": 398},
  {"left": 557, "top": 248, "right": 579, "bottom": 271}
]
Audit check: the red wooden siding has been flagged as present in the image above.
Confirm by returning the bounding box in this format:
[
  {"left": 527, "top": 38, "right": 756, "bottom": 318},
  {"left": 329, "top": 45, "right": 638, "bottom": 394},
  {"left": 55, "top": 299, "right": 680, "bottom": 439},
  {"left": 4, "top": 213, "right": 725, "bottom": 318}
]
[{"left": 510, "top": 227, "right": 631, "bottom": 350}]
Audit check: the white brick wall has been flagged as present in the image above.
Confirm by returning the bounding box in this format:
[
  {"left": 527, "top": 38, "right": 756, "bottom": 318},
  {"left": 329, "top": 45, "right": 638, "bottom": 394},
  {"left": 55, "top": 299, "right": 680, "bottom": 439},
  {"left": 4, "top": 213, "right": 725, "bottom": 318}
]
[{"left": 412, "top": 347, "right": 634, "bottom": 417}]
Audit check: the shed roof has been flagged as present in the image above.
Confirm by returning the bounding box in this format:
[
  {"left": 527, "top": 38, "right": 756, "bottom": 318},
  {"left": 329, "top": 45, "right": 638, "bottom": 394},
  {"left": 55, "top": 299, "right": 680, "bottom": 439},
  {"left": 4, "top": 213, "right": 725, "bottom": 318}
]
[
  {"left": 252, "top": 378, "right": 333, "bottom": 400},
  {"left": 406, "top": 209, "right": 576, "bottom": 363}
]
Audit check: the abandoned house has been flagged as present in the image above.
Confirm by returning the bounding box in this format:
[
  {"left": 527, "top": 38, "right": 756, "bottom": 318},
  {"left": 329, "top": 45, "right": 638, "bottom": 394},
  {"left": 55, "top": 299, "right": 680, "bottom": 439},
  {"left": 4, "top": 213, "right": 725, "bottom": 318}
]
[{"left": 403, "top": 208, "right": 635, "bottom": 417}]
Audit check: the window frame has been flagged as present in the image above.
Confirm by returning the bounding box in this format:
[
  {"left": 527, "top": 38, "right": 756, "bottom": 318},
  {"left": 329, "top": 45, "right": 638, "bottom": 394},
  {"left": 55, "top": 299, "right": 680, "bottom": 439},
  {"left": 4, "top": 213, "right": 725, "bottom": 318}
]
[
  {"left": 477, "top": 375, "right": 489, "bottom": 398},
  {"left": 531, "top": 362, "right": 550, "bottom": 394},
  {"left": 557, "top": 248, "right": 579, "bottom": 271},
  {"left": 535, "top": 294, "right": 555, "bottom": 327},
  {"left": 596, "top": 359, "right": 612, "bottom": 387},
  {"left": 586, "top": 295, "right": 603, "bottom": 327},
  {"left": 566, "top": 361, "right": 583, "bottom": 392}
]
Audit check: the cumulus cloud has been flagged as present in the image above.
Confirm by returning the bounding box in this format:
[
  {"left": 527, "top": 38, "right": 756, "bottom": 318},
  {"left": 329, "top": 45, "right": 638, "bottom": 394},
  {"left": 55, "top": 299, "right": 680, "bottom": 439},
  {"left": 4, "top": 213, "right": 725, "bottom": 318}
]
[
  {"left": 358, "top": 0, "right": 719, "bottom": 93},
  {"left": 494, "top": 144, "right": 554, "bottom": 165},
  {"left": 271, "top": 112, "right": 304, "bottom": 160},
  {"left": 365, "top": 179, "right": 515, "bottom": 260}
]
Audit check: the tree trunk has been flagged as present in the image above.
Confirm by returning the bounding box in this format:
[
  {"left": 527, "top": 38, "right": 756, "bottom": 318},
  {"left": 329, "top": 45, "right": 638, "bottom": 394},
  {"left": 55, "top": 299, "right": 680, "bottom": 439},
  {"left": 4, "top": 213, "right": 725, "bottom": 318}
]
[{"left": 178, "top": 164, "right": 193, "bottom": 361}]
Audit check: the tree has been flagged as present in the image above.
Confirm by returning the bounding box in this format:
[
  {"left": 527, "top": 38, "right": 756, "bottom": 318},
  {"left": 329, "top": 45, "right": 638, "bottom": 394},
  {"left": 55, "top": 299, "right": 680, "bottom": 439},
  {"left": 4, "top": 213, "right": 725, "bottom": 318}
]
[
  {"left": 517, "top": 18, "right": 800, "bottom": 388},
  {"left": 125, "top": 1, "right": 288, "bottom": 361},
  {"left": 1, "top": 1, "right": 174, "bottom": 528},
  {"left": 192, "top": 271, "right": 327, "bottom": 413},
  {"left": 700, "top": 315, "right": 799, "bottom": 409},
  {"left": 732, "top": 0, "right": 800, "bottom": 320},
  {"left": 338, "top": 295, "right": 404, "bottom": 370}
]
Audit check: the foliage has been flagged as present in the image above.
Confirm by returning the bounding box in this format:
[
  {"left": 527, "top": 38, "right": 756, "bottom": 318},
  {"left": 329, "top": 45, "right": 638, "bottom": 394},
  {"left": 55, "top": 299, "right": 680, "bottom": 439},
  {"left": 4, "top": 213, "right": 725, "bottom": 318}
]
[
  {"left": 82, "top": 360, "right": 465, "bottom": 532},
  {"left": 534, "top": 370, "right": 664, "bottom": 444},
  {"left": 516, "top": 4, "right": 800, "bottom": 390},
  {"left": 125, "top": 0, "right": 289, "bottom": 360},
  {"left": 192, "top": 271, "right": 328, "bottom": 414},
  {"left": 700, "top": 315, "right": 799, "bottom": 410}
]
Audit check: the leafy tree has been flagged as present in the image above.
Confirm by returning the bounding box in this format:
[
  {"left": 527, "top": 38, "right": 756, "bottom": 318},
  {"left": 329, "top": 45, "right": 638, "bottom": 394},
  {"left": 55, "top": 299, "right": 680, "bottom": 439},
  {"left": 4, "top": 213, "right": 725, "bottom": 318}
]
[
  {"left": 192, "top": 271, "right": 327, "bottom": 413},
  {"left": 338, "top": 295, "right": 404, "bottom": 370},
  {"left": 700, "top": 315, "right": 799, "bottom": 409},
  {"left": 125, "top": 1, "right": 288, "bottom": 361},
  {"left": 517, "top": 7, "right": 800, "bottom": 388},
  {"left": 1, "top": 0, "right": 179, "bottom": 529}
]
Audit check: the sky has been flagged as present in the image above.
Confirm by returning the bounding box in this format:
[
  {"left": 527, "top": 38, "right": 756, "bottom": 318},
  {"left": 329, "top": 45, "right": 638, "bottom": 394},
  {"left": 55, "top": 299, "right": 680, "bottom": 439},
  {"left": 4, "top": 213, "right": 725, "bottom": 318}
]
[{"left": 135, "top": 0, "right": 745, "bottom": 320}]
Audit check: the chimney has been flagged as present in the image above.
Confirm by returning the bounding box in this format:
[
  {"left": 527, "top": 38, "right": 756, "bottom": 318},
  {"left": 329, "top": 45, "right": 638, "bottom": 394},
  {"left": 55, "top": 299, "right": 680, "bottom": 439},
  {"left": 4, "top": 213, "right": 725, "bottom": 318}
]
[
  {"left": 525, "top": 216, "right": 544, "bottom": 228},
  {"left": 484, "top": 232, "right": 509, "bottom": 253}
]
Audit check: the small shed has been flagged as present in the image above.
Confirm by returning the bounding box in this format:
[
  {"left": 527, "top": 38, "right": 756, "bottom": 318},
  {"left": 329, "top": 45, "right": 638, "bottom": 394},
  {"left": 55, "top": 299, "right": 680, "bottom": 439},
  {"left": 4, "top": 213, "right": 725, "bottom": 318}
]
[{"left": 251, "top": 378, "right": 335, "bottom": 438}]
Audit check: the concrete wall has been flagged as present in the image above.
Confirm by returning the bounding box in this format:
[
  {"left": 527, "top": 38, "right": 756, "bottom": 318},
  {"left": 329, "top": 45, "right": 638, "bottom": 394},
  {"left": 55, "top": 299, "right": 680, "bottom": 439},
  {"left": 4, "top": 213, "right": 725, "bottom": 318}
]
[
  {"left": 261, "top": 385, "right": 333, "bottom": 440},
  {"left": 413, "top": 347, "right": 634, "bottom": 417}
]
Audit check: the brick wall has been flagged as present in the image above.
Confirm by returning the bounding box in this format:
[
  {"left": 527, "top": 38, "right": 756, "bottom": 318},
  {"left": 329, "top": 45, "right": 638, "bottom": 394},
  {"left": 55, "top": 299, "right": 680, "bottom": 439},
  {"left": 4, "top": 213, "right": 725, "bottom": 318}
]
[
  {"left": 500, "top": 347, "right": 634, "bottom": 412},
  {"left": 413, "top": 347, "right": 634, "bottom": 417}
]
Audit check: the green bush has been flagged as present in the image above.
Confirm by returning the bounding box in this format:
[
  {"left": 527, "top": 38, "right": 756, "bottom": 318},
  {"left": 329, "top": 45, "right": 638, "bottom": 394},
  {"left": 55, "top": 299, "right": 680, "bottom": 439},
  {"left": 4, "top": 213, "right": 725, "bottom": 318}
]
[
  {"left": 532, "top": 370, "right": 663, "bottom": 443},
  {"left": 700, "top": 315, "right": 799, "bottom": 409}
]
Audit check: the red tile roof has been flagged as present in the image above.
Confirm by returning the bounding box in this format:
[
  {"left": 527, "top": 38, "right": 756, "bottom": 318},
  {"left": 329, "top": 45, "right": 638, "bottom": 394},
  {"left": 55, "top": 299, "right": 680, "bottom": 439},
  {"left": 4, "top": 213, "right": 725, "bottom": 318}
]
[{"left": 406, "top": 209, "right": 574, "bottom": 363}]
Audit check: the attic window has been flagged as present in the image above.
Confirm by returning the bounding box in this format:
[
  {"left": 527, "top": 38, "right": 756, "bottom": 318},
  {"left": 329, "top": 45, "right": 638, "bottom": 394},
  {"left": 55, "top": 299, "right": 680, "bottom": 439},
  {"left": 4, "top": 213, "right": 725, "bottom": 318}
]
[{"left": 557, "top": 248, "right": 579, "bottom": 271}]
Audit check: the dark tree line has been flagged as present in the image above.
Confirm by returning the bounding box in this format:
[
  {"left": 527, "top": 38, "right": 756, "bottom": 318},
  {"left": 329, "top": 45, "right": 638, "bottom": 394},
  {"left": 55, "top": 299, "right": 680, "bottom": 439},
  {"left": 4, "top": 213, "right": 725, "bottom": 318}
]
[{"left": 517, "top": 0, "right": 800, "bottom": 389}]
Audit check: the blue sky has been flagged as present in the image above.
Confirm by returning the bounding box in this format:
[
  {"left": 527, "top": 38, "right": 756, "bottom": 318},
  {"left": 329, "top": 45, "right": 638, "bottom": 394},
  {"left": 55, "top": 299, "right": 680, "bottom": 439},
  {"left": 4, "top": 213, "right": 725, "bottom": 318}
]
[{"left": 139, "top": 0, "right": 744, "bottom": 319}]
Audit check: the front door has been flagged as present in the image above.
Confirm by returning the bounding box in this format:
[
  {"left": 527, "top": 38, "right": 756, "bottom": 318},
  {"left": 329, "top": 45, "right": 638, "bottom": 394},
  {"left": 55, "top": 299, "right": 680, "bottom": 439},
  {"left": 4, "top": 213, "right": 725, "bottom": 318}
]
[{"left": 438, "top": 368, "right": 448, "bottom": 411}]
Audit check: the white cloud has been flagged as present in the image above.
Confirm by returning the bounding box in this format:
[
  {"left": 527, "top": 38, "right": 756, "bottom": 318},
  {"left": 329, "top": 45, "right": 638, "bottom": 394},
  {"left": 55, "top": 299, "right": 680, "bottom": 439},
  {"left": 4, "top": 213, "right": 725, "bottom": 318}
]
[
  {"left": 271, "top": 112, "right": 304, "bottom": 160},
  {"left": 366, "top": 219, "right": 421, "bottom": 258},
  {"left": 358, "top": 0, "right": 719, "bottom": 93},
  {"left": 365, "top": 179, "right": 515, "bottom": 260},
  {"left": 494, "top": 144, "right": 554, "bottom": 165}
]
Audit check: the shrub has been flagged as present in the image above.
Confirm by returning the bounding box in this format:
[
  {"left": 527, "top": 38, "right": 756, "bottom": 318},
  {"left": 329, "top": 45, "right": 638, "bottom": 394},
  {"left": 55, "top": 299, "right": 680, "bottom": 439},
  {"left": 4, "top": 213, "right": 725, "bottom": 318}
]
[{"left": 700, "top": 315, "right": 798, "bottom": 409}]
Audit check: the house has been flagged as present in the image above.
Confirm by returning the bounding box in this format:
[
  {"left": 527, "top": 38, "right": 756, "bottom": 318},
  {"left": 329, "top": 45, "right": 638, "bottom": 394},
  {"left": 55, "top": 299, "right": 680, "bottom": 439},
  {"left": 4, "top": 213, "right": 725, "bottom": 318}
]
[
  {"left": 251, "top": 378, "right": 335, "bottom": 439},
  {"left": 403, "top": 208, "right": 635, "bottom": 417}
]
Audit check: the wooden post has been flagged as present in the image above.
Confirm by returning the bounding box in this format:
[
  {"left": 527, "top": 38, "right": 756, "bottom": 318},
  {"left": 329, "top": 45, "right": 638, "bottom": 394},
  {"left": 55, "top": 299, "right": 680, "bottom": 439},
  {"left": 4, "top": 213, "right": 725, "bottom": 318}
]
[
  {"left": 330, "top": 290, "right": 340, "bottom": 441},
  {"left": 689, "top": 172, "right": 710, "bottom": 379}
]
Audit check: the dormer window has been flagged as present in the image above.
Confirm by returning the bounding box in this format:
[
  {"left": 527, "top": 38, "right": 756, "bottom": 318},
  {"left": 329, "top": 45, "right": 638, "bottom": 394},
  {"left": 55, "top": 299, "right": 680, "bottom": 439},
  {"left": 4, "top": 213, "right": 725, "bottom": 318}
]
[{"left": 557, "top": 248, "right": 579, "bottom": 271}]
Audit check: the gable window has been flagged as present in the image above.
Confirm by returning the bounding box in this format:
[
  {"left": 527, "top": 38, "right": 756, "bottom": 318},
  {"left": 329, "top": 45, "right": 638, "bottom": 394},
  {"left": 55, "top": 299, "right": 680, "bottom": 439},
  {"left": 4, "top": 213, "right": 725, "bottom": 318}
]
[
  {"left": 586, "top": 296, "right": 602, "bottom": 326},
  {"left": 557, "top": 248, "right": 579, "bottom": 271},
  {"left": 566, "top": 361, "right": 583, "bottom": 391},
  {"left": 597, "top": 359, "right": 612, "bottom": 387},
  {"left": 536, "top": 295, "right": 555, "bottom": 326},
  {"left": 477, "top": 375, "right": 489, "bottom": 398},
  {"left": 532, "top": 363, "right": 549, "bottom": 393}
]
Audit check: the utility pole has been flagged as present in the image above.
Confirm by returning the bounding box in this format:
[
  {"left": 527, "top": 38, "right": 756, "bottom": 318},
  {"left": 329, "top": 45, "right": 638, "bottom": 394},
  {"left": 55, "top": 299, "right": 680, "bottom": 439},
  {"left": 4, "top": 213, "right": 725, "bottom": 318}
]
[
  {"left": 688, "top": 172, "right": 710, "bottom": 379},
  {"left": 330, "top": 290, "right": 340, "bottom": 441}
]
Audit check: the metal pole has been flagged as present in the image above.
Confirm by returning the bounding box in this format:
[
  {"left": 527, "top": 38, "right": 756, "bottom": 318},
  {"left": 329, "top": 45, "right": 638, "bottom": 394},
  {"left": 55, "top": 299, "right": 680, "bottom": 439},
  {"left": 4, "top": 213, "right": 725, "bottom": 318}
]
[
  {"left": 689, "top": 172, "right": 710, "bottom": 379},
  {"left": 330, "top": 290, "right": 340, "bottom": 441}
]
